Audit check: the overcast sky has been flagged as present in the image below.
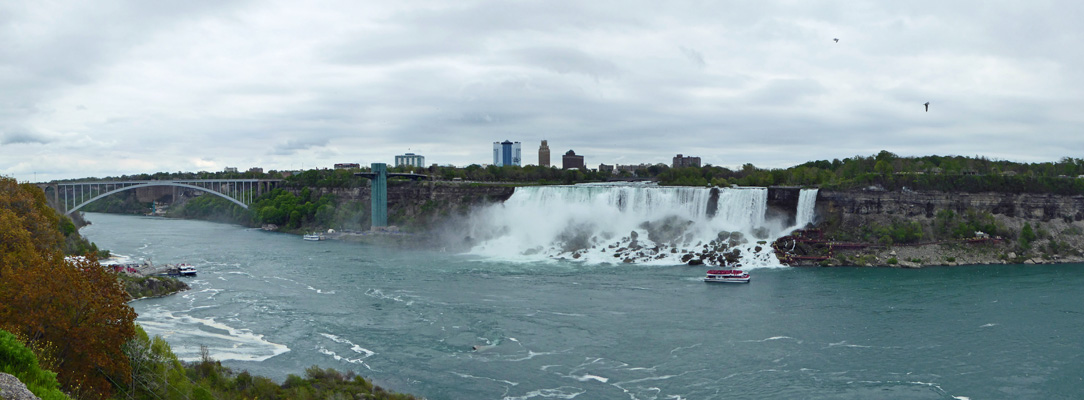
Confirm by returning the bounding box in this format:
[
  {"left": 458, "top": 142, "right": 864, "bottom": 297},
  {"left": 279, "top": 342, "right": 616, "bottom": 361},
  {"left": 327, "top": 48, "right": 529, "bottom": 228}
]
[{"left": 2, "top": 1, "right": 1082, "bottom": 182}]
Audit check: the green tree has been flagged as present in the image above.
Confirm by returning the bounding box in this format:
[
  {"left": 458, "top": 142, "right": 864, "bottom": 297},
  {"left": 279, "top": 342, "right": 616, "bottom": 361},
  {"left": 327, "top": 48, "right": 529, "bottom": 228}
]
[
  {"left": 0, "top": 177, "right": 137, "bottom": 399},
  {"left": 1020, "top": 222, "right": 1036, "bottom": 249}
]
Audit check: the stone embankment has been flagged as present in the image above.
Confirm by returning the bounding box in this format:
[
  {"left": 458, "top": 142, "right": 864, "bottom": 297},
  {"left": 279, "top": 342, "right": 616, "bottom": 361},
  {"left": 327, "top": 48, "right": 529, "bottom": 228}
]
[{"left": 795, "top": 189, "right": 1084, "bottom": 267}]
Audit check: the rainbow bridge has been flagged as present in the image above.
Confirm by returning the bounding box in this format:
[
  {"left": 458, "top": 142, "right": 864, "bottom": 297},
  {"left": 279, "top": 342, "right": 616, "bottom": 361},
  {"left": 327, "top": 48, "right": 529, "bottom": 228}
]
[{"left": 43, "top": 179, "right": 283, "bottom": 215}]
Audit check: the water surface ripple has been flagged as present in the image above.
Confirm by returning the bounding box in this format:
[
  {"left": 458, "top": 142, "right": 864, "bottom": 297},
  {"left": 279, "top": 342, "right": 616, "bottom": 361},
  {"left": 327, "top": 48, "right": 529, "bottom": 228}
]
[{"left": 81, "top": 213, "right": 1084, "bottom": 400}]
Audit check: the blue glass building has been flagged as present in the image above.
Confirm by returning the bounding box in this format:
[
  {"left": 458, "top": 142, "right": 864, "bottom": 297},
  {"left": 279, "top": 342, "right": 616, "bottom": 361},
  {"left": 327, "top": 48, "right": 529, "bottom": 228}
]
[{"left": 492, "top": 140, "right": 522, "bottom": 166}]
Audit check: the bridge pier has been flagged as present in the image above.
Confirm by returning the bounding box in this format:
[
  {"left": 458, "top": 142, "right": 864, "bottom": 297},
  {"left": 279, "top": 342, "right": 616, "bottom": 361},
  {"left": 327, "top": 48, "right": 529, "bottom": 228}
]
[
  {"left": 354, "top": 166, "right": 430, "bottom": 230},
  {"left": 370, "top": 163, "right": 388, "bottom": 228}
]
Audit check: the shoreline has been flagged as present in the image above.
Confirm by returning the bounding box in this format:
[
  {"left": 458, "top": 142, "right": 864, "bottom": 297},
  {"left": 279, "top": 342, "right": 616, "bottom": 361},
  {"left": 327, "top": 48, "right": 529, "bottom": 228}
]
[{"left": 791, "top": 242, "right": 1084, "bottom": 268}]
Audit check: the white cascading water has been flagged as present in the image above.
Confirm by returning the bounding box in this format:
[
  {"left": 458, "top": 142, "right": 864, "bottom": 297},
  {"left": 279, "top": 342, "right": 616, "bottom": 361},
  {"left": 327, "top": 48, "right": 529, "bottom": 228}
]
[
  {"left": 794, "top": 188, "right": 819, "bottom": 228},
  {"left": 464, "top": 183, "right": 815, "bottom": 269}
]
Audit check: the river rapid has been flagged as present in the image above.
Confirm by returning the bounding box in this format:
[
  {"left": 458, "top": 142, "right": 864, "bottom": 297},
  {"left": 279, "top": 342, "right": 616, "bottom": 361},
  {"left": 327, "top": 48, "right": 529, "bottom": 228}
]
[{"left": 81, "top": 212, "right": 1084, "bottom": 399}]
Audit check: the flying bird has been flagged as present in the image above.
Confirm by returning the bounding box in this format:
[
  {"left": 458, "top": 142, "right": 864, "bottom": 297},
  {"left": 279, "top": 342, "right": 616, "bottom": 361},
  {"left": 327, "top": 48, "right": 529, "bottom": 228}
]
[
  {"left": 924, "top": 102, "right": 930, "bottom": 112},
  {"left": 833, "top": 38, "right": 839, "bottom": 43}
]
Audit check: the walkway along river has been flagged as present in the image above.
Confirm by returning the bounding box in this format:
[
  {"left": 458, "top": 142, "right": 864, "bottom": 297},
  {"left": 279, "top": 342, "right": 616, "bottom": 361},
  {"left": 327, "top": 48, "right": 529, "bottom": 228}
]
[{"left": 81, "top": 212, "right": 1084, "bottom": 400}]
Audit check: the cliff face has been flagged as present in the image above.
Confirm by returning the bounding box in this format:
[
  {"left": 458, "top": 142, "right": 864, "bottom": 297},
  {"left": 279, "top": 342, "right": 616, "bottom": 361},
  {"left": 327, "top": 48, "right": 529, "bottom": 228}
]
[
  {"left": 818, "top": 190, "right": 1084, "bottom": 225},
  {"left": 810, "top": 189, "right": 1084, "bottom": 266},
  {"left": 304, "top": 182, "right": 515, "bottom": 228}
]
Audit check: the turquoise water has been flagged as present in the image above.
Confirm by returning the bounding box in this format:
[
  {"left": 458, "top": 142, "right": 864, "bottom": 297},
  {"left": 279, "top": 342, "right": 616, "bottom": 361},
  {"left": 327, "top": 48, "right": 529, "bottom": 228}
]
[{"left": 81, "top": 213, "right": 1084, "bottom": 399}]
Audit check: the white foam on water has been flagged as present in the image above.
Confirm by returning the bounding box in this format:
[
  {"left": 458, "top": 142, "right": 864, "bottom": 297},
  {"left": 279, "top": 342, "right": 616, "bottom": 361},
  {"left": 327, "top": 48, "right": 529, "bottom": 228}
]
[
  {"left": 450, "top": 371, "right": 519, "bottom": 387},
  {"left": 828, "top": 341, "right": 873, "bottom": 349},
  {"left": 364, "top": 288, "right": 415, "bottom": 305},
  {"left": 757, "top": 336, "right": 796, "bottom": 342},
  {"left": 980, "top": 323, "right": 998, "bottom": 328},
  {"left": 136, "top": 306, "right": 289, "bottom": 362},
  {"left": 502, "top": 386, "right": 586, "bottom": 400},
  {"left": 465, "top": 184, "right": 814, "bottom": 268},
  {"left": 573, "top": 374, "right": 609, "bottom": 383},
  {"left": 319, "top": 333, "right": 376, "bottom": 357},
  {"left": 307, "top": 285, "right": 336, "bottom": 294},
  {"left": 316, "top": 346, "right": 370, "bottom": 368}
]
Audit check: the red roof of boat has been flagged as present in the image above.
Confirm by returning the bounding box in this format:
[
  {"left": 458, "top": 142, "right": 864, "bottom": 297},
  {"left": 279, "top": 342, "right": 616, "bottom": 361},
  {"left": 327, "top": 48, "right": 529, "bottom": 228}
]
[{"left": 706, "top": 270, "right": 745, "bottom": 275}]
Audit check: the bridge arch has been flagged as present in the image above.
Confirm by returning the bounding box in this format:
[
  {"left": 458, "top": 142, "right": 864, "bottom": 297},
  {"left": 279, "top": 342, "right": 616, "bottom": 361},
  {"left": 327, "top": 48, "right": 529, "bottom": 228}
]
[{"left": 66, "top": 182, "right": 248, "bottom": 215}]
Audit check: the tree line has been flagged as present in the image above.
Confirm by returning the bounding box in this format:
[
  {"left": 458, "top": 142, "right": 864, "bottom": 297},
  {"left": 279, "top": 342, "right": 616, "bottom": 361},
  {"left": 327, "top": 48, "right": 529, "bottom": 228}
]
[
  {"left": 68, "top": 151, "right": 1084, "bottom": 194},
  {"left": 0, "top": 176, "right": 417, "bottom": 399}
]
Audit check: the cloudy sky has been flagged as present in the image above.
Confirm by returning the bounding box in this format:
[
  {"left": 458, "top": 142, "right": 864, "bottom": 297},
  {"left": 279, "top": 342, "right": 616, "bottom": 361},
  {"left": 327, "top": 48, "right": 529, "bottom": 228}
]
[{"left": 2, "top": 1, "right": 1082, "bottom": 182}]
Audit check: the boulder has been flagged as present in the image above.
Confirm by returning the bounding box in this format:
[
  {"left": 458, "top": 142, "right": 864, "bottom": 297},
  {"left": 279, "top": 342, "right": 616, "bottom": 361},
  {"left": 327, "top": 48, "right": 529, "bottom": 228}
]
[{"left": 0, "top": 373, "right": 40, "bottom": 400}]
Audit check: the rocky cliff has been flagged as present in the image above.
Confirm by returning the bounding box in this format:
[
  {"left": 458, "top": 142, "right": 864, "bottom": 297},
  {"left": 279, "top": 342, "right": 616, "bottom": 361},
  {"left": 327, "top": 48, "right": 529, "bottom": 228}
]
[
  {"left": 818, "top": 190, "right": 1084, "bottom": 222},
  {"left": 805, "top": 189, "right": 1084, "bottom": 266},
  {"left": 303, "top": 182, "right": 515, "bottom": 229}
]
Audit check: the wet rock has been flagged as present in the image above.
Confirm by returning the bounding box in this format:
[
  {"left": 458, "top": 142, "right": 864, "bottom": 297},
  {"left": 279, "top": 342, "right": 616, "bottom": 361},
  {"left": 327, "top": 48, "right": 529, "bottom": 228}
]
[
  {"left": 687, "top": 258, "right": 704, "bottom": 266},
  {"left": 727, "top": 232, "right": 747, "bottom": 247},
  {"left": 751, "top": 227, "right": 771, "bottom": 240}
]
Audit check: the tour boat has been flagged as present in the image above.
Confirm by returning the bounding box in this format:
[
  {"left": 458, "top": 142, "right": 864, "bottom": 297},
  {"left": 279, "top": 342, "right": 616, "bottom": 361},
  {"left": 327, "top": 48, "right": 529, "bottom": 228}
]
[
  {"left": 159, "top": 264, "right": 197, "bottom": 277},
  {"left": 177, "top": 264, "right": 197, "bottom": 277},
  {"left": 704, "top": 269, "right": 750, "bottom": 284},
  {"left": 303, "top": 232, "right": 324, "bottom": 241}
]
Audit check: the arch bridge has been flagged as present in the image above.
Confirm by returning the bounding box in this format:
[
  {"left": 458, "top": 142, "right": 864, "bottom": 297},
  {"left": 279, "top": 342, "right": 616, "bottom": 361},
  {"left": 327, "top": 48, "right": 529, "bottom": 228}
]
[{"left": 45, "top": 179, "right": 283, "bottom": 215}]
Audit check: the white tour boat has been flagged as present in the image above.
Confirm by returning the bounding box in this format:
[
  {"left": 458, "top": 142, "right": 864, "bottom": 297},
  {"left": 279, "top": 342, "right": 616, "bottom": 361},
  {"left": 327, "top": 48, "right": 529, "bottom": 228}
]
[
  {"left": 303, "top": 232, "right": 325, "bottom": 241},
  {"left": 704, "top": 269, "right": 750, "bottom": 284},
  {"left": 177, "top": 264, "right": 197, "bottom": 277}
]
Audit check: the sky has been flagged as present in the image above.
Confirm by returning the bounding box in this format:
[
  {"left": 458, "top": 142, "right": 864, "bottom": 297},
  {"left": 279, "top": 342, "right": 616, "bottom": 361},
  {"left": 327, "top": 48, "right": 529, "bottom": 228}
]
[{"left": 2, "top": 1, "right": 1083, "bottom": 182}]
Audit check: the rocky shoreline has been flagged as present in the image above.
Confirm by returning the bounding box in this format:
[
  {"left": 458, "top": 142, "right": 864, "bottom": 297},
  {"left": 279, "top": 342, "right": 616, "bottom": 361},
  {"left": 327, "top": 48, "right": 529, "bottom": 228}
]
[
  {"left": 812, "top": 242, "right": 1084, "bottom": 268},
  {"left": 120, "top": 274, "right": 190, "bottom": 300}
]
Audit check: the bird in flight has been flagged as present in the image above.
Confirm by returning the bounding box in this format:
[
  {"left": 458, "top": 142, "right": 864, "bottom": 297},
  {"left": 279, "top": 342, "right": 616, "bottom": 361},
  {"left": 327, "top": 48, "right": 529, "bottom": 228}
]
[
  {"left": 924, "top": 102, "right": 930, "bottom": 112},
  {"left": 833, "top": 38, "right": 839, "bottom": 43}
]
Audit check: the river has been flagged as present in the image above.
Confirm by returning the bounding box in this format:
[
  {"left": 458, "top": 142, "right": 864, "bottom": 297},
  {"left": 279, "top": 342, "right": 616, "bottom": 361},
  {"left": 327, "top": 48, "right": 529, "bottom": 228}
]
[{"left": 81, "top": 212, "right": 1083, "bottom": 399}]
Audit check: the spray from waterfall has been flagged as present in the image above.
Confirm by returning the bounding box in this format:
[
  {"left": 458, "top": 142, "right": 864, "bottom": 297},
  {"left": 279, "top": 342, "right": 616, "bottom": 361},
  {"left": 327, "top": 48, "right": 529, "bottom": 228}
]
[{"left": 462, "top": 183, "right": 821, "bottom": 269}]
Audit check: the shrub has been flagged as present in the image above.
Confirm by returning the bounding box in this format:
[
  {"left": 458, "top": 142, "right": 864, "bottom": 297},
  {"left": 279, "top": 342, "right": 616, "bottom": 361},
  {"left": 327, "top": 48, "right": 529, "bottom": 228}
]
[
  {"left": 0, "top": 329, "right": 69, "bottom": 400},
  {"left": 1020, "top": 223, "right": 1036, "bottom": 249}
]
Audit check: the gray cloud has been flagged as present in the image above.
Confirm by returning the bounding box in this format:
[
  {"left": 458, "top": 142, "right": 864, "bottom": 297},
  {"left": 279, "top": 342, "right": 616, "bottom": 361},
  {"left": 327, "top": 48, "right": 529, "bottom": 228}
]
[
  {"left": 511, "top": 47, "right": 621, "bottom": 81},
  {"left": 0, "top": 129, "right": 51, "bottom": 145},
  {"left": 271, "top": 137, "right": 332, "bottom": 156},
  {"left": 2, "top": 0, "right": 1083, "bottom": 182},
  {"left": 679, "top": 46, "right": 706, "bottom": 68}
]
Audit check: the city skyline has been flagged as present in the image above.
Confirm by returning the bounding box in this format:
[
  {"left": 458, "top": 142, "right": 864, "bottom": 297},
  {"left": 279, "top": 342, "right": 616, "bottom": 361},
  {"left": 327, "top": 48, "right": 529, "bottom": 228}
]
[{"left": 3, "top": 1, "right": 1083, "bottom": 182}]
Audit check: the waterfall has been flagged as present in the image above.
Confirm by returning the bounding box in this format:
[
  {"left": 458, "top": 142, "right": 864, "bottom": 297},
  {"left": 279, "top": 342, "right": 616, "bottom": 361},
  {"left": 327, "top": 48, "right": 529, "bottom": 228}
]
[
  {"left": 464, "top": 183, "right": 788, "bottom": 268},
  {"left": 794, "top": 188, "right": 819, "bottom": 229}
]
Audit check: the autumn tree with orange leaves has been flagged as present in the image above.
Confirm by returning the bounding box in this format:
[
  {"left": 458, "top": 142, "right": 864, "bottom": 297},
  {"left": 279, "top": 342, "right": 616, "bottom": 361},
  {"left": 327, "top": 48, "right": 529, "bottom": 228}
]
[{"left": 0, "top": 177, "right": 136, "bottom": 399}]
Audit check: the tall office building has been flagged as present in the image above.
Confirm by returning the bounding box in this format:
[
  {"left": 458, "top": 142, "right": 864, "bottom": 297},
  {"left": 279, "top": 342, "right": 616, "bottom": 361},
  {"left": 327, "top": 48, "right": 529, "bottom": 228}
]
[
  {"left": 492, "top": 140, "right": 522, "bottom": 166},
  {"left": 538, "top": 140, "right": 551, "bottom": 167},
  {"left": 395, "top": 153, "right": 426, "bottom": 168}
]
